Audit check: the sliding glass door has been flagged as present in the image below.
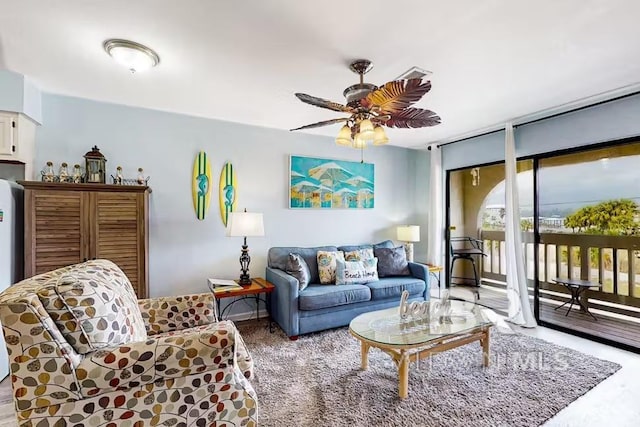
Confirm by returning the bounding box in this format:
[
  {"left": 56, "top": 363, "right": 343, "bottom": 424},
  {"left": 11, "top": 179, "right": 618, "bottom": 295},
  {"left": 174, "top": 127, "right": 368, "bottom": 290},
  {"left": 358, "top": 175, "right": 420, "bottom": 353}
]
[
  {"left": 446, "top": 160, "right": 533, "bottom": 313},
  {"left": 445, "top": 139, "right": 640, "bottom": 350},
  {"left": 536, "top": 141, "right": 640, "bottom": 350}
]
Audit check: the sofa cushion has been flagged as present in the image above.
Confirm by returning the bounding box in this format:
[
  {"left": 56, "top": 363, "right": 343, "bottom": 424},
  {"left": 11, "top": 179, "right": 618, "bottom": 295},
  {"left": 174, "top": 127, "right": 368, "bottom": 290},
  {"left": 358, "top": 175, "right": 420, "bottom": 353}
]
[
  {"left": 366, "top": 277, "right": 426, "bottom": 301},
  {"left": 286, "top": 253, "right": 311, "bottom": 291},
  {"left": 344, "top": 248, "right": 374, "bottom": 261},
  {"left": 336, "top": 258, "right": 379, "bottom": 285},
  {"left": 317, "top": 250, "right": 345, "bottom": 284},
  {"left": 299, "top": 284, "right": 371, "bottom": 310},
  {"left": 375, "top": 247, "right": 411, "bottom": 277},
  {"left": 268, "top": 246, "right": 338, "bottom": 283},
  {"left": 337, "top": 243, "right": 372, "bottom": 253},
  {"left": 338, "top": 240, "right": 394, "bottom": 253},
  {"left": 37, "top": 260, "right": 147, "bottom": 354}
]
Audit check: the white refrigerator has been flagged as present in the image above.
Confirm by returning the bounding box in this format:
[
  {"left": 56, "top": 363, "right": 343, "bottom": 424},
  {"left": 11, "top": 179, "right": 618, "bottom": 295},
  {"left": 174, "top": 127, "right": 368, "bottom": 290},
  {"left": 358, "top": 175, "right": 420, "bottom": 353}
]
[{"left": 0, "top": 179, "right": 23, "bottom": 380}]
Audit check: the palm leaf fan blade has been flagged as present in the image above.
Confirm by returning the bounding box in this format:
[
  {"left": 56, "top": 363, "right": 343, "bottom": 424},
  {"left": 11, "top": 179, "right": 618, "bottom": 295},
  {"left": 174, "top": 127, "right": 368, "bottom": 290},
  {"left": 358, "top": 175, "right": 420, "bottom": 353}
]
[
  {"left": 290, "top": 117, "right": 349, "bottom": 131},
  {"left": 361, "top": 79, "right": 432, "bottom": 113},
  {"left": 385, "top": 108, "right": 441, "bottom": 129},
  {"left": 295, "top": 93, "right": 353, "bottom": 113}
]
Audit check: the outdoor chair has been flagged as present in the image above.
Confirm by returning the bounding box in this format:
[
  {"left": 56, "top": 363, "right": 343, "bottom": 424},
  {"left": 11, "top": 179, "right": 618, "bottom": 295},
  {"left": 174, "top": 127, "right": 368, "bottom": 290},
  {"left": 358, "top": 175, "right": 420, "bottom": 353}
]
[{"left": 450, "top": 236, "right": 487, "bottom": 289}]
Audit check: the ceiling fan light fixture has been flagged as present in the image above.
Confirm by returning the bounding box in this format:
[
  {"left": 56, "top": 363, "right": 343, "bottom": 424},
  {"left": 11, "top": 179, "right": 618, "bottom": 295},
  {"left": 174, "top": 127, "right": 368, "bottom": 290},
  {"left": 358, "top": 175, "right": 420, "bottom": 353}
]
[
  {"left": 104, "top": 39, "right": 160, "bottom": 73},
  {"left": 335, "top": 125, "right": 352, "bottom": 146},
  {"left": 291, "top": 59, "right": 440, "bottom": 157},
  {"left": 358, "top": 119, "right": 375, "bottom": 141},
  {"left": 373, "top": 126, "right": 389, "bottom": 145},
  {"left": 353, "top": 134, "right": 367, "bottom": 149}
]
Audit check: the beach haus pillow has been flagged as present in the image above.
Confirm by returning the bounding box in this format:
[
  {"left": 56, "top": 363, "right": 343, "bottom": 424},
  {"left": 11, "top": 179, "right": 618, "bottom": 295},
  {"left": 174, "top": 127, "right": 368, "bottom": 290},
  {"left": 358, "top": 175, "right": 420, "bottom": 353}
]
[
  {"left": 317, "top": 250, "right": 345, "bottom": 284},
  {"left": 286, "top": 253, "right": 311, "bottom": 291},
  {"left": 374, "top": 246, "right": 411, "bottom": 277},
  {"left": 336, "top": 258, "right": 379, "bottom": 285}
]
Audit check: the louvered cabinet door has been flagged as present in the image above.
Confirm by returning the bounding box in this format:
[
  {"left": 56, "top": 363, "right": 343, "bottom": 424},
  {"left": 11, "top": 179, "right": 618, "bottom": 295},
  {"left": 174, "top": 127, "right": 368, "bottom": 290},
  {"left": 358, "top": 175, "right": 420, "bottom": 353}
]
[
  {"left": 91, "top": 192, "right": 148, "bottom": 298},
  {"left": 25, "top": 190, "right": 88, "bottom": 276}
]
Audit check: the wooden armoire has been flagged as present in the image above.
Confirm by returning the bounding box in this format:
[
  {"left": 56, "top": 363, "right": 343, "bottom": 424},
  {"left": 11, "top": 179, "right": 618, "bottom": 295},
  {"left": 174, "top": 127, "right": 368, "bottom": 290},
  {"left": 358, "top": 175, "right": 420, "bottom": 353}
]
[{"left": 19, "top": 181, "right": 150, "bottom": 298}]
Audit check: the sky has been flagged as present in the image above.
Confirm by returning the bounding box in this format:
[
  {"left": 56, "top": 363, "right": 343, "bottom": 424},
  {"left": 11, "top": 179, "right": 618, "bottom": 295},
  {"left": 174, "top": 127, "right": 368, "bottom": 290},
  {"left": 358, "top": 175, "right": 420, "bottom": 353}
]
[{"left": 485, "top": 155, "right": 640, "bottom": 217}]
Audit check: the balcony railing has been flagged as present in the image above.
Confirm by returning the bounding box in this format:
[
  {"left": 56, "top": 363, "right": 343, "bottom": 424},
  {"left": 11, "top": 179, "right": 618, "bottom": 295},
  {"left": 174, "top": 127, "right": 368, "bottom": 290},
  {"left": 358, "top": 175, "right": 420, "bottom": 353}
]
[{"left": 480, "top": 230, "right": 640, "bottom": 319}]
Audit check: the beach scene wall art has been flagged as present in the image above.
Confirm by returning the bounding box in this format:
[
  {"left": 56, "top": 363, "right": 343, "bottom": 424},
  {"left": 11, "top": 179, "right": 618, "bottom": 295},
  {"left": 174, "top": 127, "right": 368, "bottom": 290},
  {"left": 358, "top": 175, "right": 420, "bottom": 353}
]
[{"left": 290, "top": 155, "right": 375, "bottom": 209}]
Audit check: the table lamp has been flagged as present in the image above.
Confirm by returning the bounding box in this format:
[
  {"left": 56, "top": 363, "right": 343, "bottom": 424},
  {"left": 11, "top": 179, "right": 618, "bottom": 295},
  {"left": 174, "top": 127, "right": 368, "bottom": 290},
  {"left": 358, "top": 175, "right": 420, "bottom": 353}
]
[
  {"left": 226, "top": 209, "right": 265, "bottom": 285},
  {"left": 396, "top": 225, "right": 420, "bottom": 262}
]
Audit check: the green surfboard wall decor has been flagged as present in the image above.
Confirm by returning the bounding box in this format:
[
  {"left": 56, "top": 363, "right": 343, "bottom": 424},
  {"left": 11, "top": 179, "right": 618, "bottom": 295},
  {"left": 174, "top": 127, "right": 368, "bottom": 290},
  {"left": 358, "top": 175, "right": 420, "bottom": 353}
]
[
  {"left": 219, "top": 162, "right": 237, "bottom": 226},
  {"left": 192, "top": 151, "right": 212, "bottom": 220}
]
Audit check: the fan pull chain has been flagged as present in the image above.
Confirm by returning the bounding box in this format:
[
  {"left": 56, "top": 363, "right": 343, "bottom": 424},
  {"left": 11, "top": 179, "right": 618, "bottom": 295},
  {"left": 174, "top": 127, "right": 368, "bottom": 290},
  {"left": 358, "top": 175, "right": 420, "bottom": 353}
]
[{"left": 361, "top": 146, "right": 364, "bottom": 163}]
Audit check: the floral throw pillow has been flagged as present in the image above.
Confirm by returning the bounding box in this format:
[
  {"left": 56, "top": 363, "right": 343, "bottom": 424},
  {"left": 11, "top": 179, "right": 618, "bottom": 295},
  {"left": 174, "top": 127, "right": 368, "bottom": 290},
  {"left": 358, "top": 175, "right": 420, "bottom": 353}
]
[
  {"left": 336, "top": 258, "right": 379, "bottom": 285},
  {"left": 317, "top": 250, "right": 345, "bottom": 284},
  {"left": 344, "top": 248, "right": 374, "bottom": 262}
]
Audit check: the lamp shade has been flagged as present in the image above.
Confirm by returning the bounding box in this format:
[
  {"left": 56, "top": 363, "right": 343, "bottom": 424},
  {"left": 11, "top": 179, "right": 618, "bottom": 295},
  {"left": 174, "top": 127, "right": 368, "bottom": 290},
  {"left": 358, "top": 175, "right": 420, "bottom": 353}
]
[
  {"left": 352, "top": 134, "right": 367, "bottom": 149},
  {"left": 358, "top": 119, "right": 375, "bottom": 141},
  {"left": 335, "top": 125, "right": 352, "bottom": 146},
  {"left": 226, "top": 212, "right": 265, "bottom": 237},
  {"left": 373, "top": 126, "right": 389, "bottom": 145},
  {"left": 397, "top": 225, "right": 420, "bottom": 242}
]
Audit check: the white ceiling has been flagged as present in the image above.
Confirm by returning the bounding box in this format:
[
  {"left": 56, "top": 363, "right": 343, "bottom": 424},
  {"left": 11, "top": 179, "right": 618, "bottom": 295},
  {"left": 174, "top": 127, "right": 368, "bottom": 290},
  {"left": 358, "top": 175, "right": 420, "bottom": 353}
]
[{"left": 2, "top": 0, "right": 640, "bottom": 148}]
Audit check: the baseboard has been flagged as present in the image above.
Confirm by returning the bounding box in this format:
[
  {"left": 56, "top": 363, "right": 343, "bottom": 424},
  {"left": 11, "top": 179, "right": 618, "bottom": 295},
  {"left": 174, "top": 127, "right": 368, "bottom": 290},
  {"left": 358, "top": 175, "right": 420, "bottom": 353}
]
[
  {"left": 224, "top": 308, "right": 269, "bottom": 322},
  {"left": 216, "top": 294, "right": 270, "bottom": 322}
]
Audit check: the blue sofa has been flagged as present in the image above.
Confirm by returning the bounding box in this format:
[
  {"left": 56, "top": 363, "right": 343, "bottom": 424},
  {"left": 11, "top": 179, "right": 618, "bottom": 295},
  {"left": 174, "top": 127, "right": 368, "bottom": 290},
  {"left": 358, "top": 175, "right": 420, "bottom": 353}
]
[{"left": 266, "top": 241, "right": 430, "bottom": 339}]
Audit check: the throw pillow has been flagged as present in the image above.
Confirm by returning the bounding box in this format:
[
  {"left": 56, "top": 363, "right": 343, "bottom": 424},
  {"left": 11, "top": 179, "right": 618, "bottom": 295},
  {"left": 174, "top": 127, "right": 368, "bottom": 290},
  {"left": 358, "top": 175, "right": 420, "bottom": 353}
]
[
  {"left": 336, "top": 258, "right": 379, "bottom": 285},
  {"left": 375, "top": 246, "right": 411, "bottom": 277},
  {"left": 373, "top": 240, "right": 395, "bottom": 249},
  {"left": 344, "top": 248, "right": 374, "bottom": 262},
  {"left": 38, "top": 264, "right": 147, "bottom": 354},
  {"left": 286, "top": 253, "right": 311, "bottom": 291},
  {"left": 317, "top": 250, "right": 345, "bottom": 284}
]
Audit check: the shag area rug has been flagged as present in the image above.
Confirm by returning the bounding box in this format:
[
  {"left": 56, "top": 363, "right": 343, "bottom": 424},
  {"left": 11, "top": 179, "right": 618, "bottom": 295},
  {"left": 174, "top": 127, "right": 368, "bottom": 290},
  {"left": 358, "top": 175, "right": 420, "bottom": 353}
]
[{"left": 237, "top": 322, "right": 621, "bottom": 427}]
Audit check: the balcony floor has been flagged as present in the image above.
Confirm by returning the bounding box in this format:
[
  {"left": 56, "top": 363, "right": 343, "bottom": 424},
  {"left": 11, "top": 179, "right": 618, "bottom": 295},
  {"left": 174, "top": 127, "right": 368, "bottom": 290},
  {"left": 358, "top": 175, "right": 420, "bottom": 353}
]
[{"left": 447, "top": 284, "right": 640, "bottom": 350}]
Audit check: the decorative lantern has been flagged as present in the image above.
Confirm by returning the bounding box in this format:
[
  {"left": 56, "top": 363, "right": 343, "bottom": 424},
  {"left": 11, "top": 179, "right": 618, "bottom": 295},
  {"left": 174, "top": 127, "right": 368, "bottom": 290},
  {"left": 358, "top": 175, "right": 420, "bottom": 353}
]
[{"left": 83, "top": 146, "right": 107, "bottom": 183}]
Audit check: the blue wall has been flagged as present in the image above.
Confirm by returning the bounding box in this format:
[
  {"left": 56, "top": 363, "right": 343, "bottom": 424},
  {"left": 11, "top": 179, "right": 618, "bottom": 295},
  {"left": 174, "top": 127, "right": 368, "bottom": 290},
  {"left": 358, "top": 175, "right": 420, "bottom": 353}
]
[
  {"left": 0, "top": 70, "right": 23, "bottom": 114},
  {"left": 35, "top": 94, "right": 429, "bottom": 301},
  {"left": 0, "top": 70, "right": 42, "bottom": 123},
  {"left": 516, "top": 94, "right": 640, "bottom": 157},
  {"left": 442, "top": 93, "right": 640, "bottom": 170}
]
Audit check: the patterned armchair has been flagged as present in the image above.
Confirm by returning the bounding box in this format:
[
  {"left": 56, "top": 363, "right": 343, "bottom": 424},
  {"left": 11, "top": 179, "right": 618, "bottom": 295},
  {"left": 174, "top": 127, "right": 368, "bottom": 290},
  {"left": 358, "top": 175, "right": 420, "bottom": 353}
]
[{"left": 0, "top": 259, "right": 258, "bottom": 426}]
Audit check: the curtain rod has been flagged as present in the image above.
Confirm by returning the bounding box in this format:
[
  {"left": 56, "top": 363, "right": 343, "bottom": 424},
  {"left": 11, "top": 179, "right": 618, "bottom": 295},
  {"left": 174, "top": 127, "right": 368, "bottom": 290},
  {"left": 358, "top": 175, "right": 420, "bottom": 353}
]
[{"left": 431, "top": 89, "right": 640, "bottom": 150}]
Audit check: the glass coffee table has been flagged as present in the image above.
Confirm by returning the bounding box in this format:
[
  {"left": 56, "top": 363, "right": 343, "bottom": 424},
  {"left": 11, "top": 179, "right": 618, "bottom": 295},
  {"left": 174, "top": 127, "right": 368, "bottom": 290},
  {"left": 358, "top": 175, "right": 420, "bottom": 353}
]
[{"left": 349, "top": 299, "right": 494, "bottom": 399}]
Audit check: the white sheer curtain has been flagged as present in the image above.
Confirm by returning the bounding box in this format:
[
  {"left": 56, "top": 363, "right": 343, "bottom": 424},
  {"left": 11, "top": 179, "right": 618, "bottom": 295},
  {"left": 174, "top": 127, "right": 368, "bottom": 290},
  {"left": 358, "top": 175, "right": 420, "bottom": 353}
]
[
  {"left": 427, "top": 144, "right": 444, "bottom": 269},
  {"left": 504, "top": 123, "right": 536, "bottom": 327}
]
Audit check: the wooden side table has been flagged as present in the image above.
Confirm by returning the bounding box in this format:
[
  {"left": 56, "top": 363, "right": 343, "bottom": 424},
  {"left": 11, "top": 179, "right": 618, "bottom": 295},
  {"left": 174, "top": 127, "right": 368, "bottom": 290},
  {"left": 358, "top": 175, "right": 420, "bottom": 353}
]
[{"left": 210, "top": 278, "right": 275, "bottom": 328}]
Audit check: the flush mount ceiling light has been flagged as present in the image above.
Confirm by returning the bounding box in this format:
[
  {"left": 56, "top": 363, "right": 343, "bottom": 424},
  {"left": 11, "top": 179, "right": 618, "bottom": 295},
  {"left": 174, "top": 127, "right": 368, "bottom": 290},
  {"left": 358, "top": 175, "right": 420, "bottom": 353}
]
[{"left": 103, "top": 39, "right": 160, "bottom": 73}]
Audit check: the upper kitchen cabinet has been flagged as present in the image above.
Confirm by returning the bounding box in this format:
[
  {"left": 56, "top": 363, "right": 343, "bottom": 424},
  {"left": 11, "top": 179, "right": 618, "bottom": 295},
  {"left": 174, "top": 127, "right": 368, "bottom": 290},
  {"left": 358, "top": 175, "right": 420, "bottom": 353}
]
[{"left": 0, "top": 112, "right": 36, "bottom": 179}]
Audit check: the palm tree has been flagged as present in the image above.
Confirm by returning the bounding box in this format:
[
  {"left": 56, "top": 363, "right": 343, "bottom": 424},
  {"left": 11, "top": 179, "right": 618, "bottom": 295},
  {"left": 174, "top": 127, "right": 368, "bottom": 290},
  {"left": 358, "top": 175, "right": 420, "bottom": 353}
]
[{"left": 565, "top": 199, "right": 638, "bottom": 235}]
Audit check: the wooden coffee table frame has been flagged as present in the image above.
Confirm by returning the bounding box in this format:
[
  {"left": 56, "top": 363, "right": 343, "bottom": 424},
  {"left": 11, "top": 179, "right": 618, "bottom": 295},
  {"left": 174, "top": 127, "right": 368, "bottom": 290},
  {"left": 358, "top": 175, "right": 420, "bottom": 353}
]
[{"left": 350, "top": 325, "right": 491, "bottom": 399}]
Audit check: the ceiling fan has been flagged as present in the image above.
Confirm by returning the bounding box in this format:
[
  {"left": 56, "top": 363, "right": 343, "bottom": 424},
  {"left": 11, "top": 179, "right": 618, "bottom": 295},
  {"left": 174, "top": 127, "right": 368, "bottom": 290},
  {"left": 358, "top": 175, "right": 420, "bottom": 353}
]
[{"left": 290, "top": 59, "right": 441, "bottom": 149}]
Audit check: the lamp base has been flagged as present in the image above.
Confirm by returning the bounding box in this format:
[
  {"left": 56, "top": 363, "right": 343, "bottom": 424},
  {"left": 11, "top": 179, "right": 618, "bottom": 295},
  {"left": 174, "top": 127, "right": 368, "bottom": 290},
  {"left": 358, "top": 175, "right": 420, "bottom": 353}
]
[
  {"left": 403, "top": 242, "right": 414, "bottom": 262},
  {"left": 238, "top": 240, "right": 252, "bottom": 286}
]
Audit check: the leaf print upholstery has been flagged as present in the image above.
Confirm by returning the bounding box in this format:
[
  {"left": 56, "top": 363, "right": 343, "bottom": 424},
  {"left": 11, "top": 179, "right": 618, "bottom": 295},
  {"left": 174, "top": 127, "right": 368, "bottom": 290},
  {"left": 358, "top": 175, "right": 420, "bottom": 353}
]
[
  {"left": 0, "top": 260, "right": 257, "bottom": 426},
  {"left": 138, "top": 293, "right": 217, "bottom": 335}
]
